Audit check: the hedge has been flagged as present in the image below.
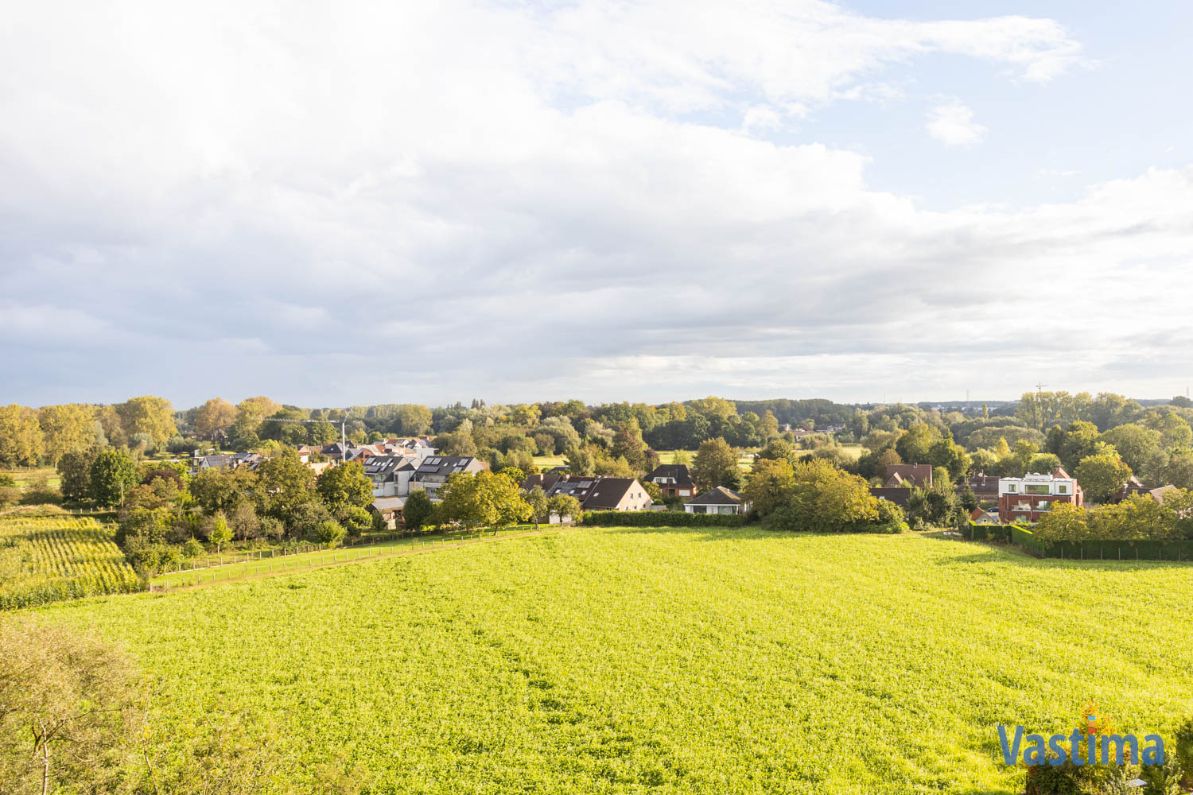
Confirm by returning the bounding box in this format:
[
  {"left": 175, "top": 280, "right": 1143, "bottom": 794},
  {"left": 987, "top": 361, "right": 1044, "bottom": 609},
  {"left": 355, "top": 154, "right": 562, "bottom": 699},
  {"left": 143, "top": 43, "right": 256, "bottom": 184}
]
[
  {"left": 962, "top": 522, "right": 1015, "bottom": 543},
  {"left": 581, "top": 510, "right": 746, "bottom": 528},
  {"left": 1030, "top": 539, "right": 1193, "bottom": 561}
]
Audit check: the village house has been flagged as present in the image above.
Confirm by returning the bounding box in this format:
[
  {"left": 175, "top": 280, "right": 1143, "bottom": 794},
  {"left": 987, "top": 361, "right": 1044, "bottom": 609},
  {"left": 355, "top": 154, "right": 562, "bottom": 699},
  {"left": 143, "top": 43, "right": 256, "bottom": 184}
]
[
  {"left": 643, "top": 464, "right": 697, "bottom": 498},
  {"left": 870, "top": 487, "right": 912, "bottom": 509},
  {"left": 881, "top": 463, "right": 933, "bottom": 488},
  {"left": 410, "top": 455, "right": 487, "bottom": 500},
  {"left": 684, "top": 486, "right": 748, "bottom": 515},
  {"left": 534, "top": 475, "right": 654, "bottom": 512},
  {"left": 998, "top": 468, "right": 1083, "bottom": 523},
  {"left": 364, "top": 454, "right": 417, "bottom": 497}
]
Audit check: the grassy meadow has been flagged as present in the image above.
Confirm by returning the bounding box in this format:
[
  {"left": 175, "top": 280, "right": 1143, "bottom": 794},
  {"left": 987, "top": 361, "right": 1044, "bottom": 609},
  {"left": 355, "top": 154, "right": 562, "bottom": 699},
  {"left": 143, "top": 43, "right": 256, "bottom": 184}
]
[
  {"left": 0, "top": 514, "right": 142, "bottom": 610},
  {"left": 15, "top": 527, "right": 1193, "bottom": 793}
]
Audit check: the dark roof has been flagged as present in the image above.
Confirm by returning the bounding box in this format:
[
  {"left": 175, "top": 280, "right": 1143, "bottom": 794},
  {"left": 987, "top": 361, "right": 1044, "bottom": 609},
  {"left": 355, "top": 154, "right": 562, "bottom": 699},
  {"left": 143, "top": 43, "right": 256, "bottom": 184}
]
[
  {"left": 541, "top": 475, "right": 643, "bottom": 509},
  {"left": 870, "top": 487, "right": 911, "bottom": 508},
  {"left": 883, "top": 464, "right": 933, "bottom": 487},
  {"left": 965, "top": 473, "right": 1000, "bottom": 494},
  {"left": 645, "top": 464, "right": 694, "bottom": 487},
  {"left": 522, "top": 473, "right": 565, "bottom": 493},
  {"left": 364, "top": 455, "right": 415, "bottom": 478},
  {"left": 414, "top": 456, "right": 480, "bottom": 477},
  {"left": 685, "top": 486, "right": 743, "bottom": 506},
  {"left": 580, "top": 478, "right": 640, "bottom": 510}
]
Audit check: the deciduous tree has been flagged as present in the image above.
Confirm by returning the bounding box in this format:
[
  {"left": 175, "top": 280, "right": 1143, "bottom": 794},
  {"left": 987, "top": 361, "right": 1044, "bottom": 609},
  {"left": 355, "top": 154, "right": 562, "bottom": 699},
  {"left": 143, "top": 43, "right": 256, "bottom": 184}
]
[
  {"left": 36, "top": 404, "right": 98, "bottom": 464},
  {"left": 0, "top": 404, "right": 44, "bottom": 466},
  {"left": 692, "top": 437, "right": 739, "bottom": 491}
]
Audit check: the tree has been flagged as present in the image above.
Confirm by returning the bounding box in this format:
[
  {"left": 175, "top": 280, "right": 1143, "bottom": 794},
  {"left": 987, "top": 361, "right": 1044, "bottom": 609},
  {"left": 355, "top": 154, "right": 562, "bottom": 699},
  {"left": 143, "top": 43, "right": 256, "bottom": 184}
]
[
  {"left": 208, "top": 512, "right": 232, "bottom": 552},
  {"left": 340, "top": 505, "right": 372, "bottom": 536},
  {"left": 0, "top": 623, "right": 144, "bottom": 795},
  {"left": 498, "top": 466, "right": 526, "bottom": 485},
  {"left": 895, "top": 423, "right": 942, "bottom": 464},
  {"left": 0, "top": 404, "right": 45, "bottom": 466},
  {"left": 525, "top": 486, "right": 549, "bottom": 524},
  {"left": 1164, "top": 449, "right": 1193, "bottom": 490},
  {"left": 1075, "top": 452, "right": 1133, "bottom": 503},
  {"left": 611, "top": 418, "right": 648, "bottom": 471},
  {"left": 89, "top": 448, "right": 138, "bottom": 507},
  {"left": 115, "top": 396, "right": 177, "bottom": 450},
  {"left": 36, "top": 404, "right": 97, "bottom": 465},
  {"left": 641, "top": 480, "right": 663, "bottom": 504},
  {"left": 193, "top": 397, "right": 238, "bottom": 440},
  {"left": 316, "top": 461, "right": 373, "bottom": 515},
  {"left": 755, "top": 438, "right": 800, "bottom": 468},
  {"left": 927, "top": 438, "right": 970, "bottom": 480},
  {"left": 742, "top": 458, "right": 795, "bottom": 518},
  {"left": 692, "top": 438, "right": 739, "bottom": 491},
  {"left": 255, "top": 449, "right": 316, "bottom": 527},
  {"left": 764, "top": 459, "right": 879, "bottom": 533},
  {"left": 57, "top": 448, "right": 99, "bottom": 503},
  {"left": 403, "top": 489, "right": 434, "bottom": 530},
  {"left": 437, "top": 471, "right": 532, "bottom": 529},
  {"left": 1032, "top": 502, "right": 1090, "bottom": 542},
  {"left": 1100, "top": 423, "right": 1165, "bottom": 476},
  {"left": 1054, "top": 421, "right": 1103, "bottom": 471},
  {"left": 190, "top": 467, "right": 258, "bottom": 515},
  {"left": 547, "top": 493, "right": 582, "bottom": 524}
]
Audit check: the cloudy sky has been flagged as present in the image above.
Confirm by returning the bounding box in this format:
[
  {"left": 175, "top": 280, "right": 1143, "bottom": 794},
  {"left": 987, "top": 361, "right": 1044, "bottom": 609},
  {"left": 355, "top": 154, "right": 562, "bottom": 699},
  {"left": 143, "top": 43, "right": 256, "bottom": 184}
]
[{"left": 3, "top": 1, "right": 1193, "bottom": 409}]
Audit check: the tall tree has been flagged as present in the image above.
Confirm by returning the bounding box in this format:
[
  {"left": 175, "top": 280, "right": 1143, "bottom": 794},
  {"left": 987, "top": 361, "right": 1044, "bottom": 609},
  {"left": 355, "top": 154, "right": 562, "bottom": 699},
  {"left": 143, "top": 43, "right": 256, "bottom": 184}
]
[
  {"left": 1075, "top": 452, "right": 1133, "bottom": 503},
  {"left": 0, "top": 404, "right": 44, "bottom": 466},
  {"left": 316, "top": 461, "right": 373, "bottom": 515},
  {"left": 692, "top": 437, "right": 739, "bottom": 491},
  {"left": 192, "top": 397, "right": 238, "bottom": 440},
  {"left": 116, "top": 396, "right": 177, "bottom": 449},
  {"left": 254, "top": 449, "right": 316, "bottom": 526},
  {"left": 742, "top": 458, "right": 795, "bottom": 518},
  {"left": 88, "top": 448, "right": 138, "bottom": 507},
  {"left": 436, "top": 471, "right": 531, "bottom": 529},
  {"left": 57, "top": 448, "right": 100, "bottom": 503},
  {"left": 37, "top": 404, "right": 98, "bottom": 465},
  {"left": 611, "top": 418, "right": 648, "bottom": 472}
]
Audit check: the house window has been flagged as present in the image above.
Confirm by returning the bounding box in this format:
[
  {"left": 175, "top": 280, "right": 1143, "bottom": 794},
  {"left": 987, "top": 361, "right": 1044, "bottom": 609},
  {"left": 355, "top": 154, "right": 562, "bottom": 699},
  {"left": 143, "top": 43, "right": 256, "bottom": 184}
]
[
  {"left": 1025, "top": 484, "right": 1049, "bottom": 495},
  {"left": 1006, "top": 484, "right": 1018, "bottom": 493},
  {"left": 1057, "top": 485, "right": 1068, "bottom": 494}
]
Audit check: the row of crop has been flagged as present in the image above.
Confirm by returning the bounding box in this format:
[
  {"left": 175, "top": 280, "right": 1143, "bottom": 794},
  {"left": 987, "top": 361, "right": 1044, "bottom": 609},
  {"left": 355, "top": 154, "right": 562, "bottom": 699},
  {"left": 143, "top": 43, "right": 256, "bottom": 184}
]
[{"left": 0, "top": 517, "right": 144, "bottom": 610}]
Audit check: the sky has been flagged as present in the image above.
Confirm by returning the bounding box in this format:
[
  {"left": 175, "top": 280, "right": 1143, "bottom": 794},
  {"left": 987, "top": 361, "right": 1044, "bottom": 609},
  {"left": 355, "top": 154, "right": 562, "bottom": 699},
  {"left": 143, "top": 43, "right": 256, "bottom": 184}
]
[{"left": 3, "top": 1, "right": 1193, "bottom": 409}]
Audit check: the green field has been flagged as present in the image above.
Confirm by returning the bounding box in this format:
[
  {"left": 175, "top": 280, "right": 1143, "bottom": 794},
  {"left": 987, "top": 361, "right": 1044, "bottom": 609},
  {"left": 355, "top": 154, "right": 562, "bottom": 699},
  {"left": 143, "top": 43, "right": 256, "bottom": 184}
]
[
  {"left": 18, "top": 528, "right": 1193, "bottom": 792},
  {"left": 0, "top": 465, "right": 61, "bottom": 491},
  {"left": 0, "top": 514, "right": 142, "bottom": 610}
]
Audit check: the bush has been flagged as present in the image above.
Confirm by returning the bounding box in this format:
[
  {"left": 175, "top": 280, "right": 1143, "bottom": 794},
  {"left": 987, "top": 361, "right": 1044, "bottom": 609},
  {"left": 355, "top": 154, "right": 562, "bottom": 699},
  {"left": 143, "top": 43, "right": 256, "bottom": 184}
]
[
  {"left": 311, "top": 520, "right": 346, "bottom": 548},
  {"left": 581, "top": 510, "right": 744, "bottom": 528},
  {"left": 181, "top": 538, "right": 205, "bottom": 558},
  {"left": 339, "top": 506, "right": 372, "bottom": 537},
  {"left": 1176, "top": 717, "right": 1193, "bottom": 787},
  {"left": 403, "top": 490, "right": 434, "bottom": 531}
]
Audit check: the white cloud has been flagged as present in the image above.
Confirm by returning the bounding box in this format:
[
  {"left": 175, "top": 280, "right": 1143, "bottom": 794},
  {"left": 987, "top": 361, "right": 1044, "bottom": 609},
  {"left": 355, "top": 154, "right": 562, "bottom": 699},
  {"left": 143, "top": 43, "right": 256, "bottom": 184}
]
[
  {"left": 3, "top": 1, "right": 1189, "bottom": 407},
  {"left": 925, "top": 101, "right": 987, "bottom": 146}
]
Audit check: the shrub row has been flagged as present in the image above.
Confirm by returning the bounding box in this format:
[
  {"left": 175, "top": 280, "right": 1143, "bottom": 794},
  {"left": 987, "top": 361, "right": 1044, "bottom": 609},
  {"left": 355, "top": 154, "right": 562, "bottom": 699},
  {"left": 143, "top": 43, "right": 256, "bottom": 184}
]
[
  {"left": 1010, "top": 525, "right": 1193, "bottom": 560},
  {"left": 581, "top": 510, "right": 746, "bottom": 528},
  {"left": 962, "top": 522, "right": 1016, "bottom": 543}
]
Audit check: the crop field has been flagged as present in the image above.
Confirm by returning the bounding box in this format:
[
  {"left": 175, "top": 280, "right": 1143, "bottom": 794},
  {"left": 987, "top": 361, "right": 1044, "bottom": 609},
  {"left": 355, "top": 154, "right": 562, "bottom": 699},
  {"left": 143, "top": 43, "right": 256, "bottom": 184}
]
[
  {"left": 20, "top": 528, "right": 1193, "bottom": 793},
  {"left": 0, "top": 514, "right": 142, "bottom": 610}
]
